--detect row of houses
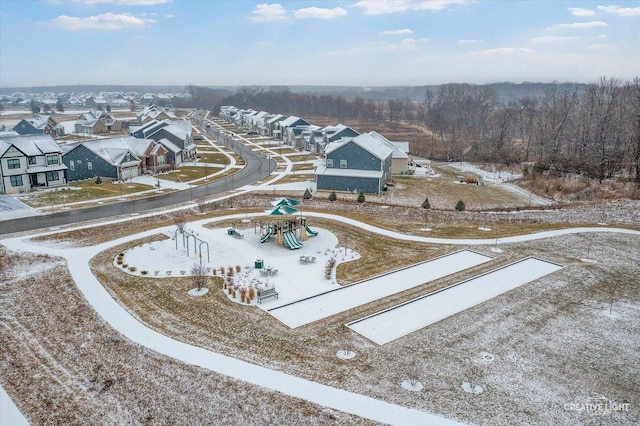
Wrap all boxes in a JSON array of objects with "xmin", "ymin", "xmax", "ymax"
[
  {"xmin": 219, "ymin": 106, "xmax": 409, "ymax": 194},
  {"xmin": 0, "ymin": 117, "xmax": 196, "ymax": 193}
]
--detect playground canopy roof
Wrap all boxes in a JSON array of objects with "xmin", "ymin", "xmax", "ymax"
[
  {"xmin": 272, "ymin": 197, "xmax": 300, "ymax": 207},
  {"xmin": 267, "ymin": 205, "xmax": 299, "ymax": 216}
]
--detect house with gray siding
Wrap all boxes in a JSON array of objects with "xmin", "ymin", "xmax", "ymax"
[
  {"xmin": 62, "ymin": 137, "xmax": 143, "ymax": 181},
  {"xmin": 0, "ymin": 134, "xmax": 67, "ymax": 194},
  {"xmin": 13, "ymin": 115, "xmax": 65, "ymax": 137},
  {"xmin": 315, "ymin": 131, "xmax": 394, "ymax": 194},
  {"xmin": 131, "ymin": 119, "xmax": 195, "ymax": 162}
]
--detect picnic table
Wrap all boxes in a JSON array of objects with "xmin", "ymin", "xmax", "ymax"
[
  {"xmin": 259, "ymin": 266, "xmax": 278, "ymax": 276},
  {"xmin": 299, "ymin": 255, "xmax": 316, "ymax": 264}
]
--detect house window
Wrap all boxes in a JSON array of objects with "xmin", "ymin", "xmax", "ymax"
[
  {"xmin": 7, "ymin": 158, "xmax": 20, "ymax": 169},
  {"xmin": 340, "ymin": 159, "xmax": 348, "ymax": 169},
  {"xmin": 70, "ymin": 161, "xmax": 75, "ymax": 171},
  {"xmin": 10, "ymin": 175, "xmax": 23, "ymax": 186},
  {"xmin": 87, "ymin": 161, "xmax": 93, "ymax": 171},
  {"xmin": 28, "ymin": 156, "xmax": 37, "ymax": 165},
  {"xmin": 47, "ymin": 155, "xmax": 59, "ymax": 165},
  {"xmin": 326, "ymin": 159, "xmax": 334, "ymax": 167},
  {"xmin": 126, "ymin": 153, "xmax": 131, "ymax": 162},
  {"xmin": 46, "ymin": 171, "xmax": 59, "ymax": 181},
  {"xmin": 157, "ymin": 155, "xmax": 165, "ymax": 166}
]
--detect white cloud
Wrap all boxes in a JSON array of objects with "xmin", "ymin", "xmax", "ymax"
[
  {"xmin": 552, "ymin": 21, "xmax": 608, "ymax": 29},
  {"xmin": 352, "ymin": 0, "xmax": 467, "ymax": 15},
  {"xmin": 383, "ymin": 29, "xmax": 413, "ymax": 35},
  {"xmin": 294, "ymin": 7, "xmax": 347, "ymax": 19},
  {"xmin": 250, "ymin": 3, "xmax": 289, "ymax": 22},
  {"xmin": 71, "ymin": 0, "xmax": 172, "ymax": 4},
  {"xmin": 597, "ymin": 5, "xmax": 640, "ymax": 17},
  {"xmin": 531, "ymin": 35, "xmax": 579, "ymax": 43},
  {"xmin": 50, "ymin": 12, "xmax": 155, "ymax": 30},
  {"xmin": 568, "ymin": 7, "xmax": 595, "ymax": 17},
  {"xmin": 164, "ymin": 14, "xmax": 174, "ymax": 18},
  {"xmin": 590, "ymin": 43, "xmax": 615, "ymax": 49},
  {"xmin": 400, "ymin": 38, "xmax": 416, "ymax": 47},
  {"xmin": 471, "ymin": 47, "xmax": 534, "ymax": 57},
  {"xmin": 458, "ymin": 39, "xmax": 483, "ymax": 44}
]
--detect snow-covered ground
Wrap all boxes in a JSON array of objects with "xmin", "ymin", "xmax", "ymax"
[
  {"xmin": 0, "ymin": 195, "xmax": 40, "ymax": 220},
  {"xmin": 448, "ymin": 161, "xmax": 521, "ymax": 182},
  {"xmin": 3, "ymin": 197, "xmax": 640, "ymax": 426}
]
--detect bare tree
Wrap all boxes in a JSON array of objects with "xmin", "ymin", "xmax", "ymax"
[
  {"xmin": 190, "ymin": 263, "xmax": 208, "ymax": 291},
  {"xmin": 404, "ymin": 361, "xmax": 421, "ymax": 388},
  {"xmin": 464, "ymin": 363, "xmax": 484, "ymax": 393},
  {"xmin": 340, "ymin": 339, "xmax": 355, "ymax": 357},
  {"xmin": 606, "ymin": 281, "xmax": 619, "ymax": 315},
  {"xmin": 172, "ymin": 211, "xmax": 188, "ymax": 234}
]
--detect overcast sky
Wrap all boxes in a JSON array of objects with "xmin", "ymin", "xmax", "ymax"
[{"xmin": 1, "ymin": 0, "xmax": 638, "ymax": 88}]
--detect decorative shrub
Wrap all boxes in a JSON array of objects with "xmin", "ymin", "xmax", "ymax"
[
  {"xmin": 465, "ymin": 175, "xmax": 478, "ymax": 184},
  {"xmin": 122, "ymin": 263, "xmax": 128, "ymax": 268},
  {"xmin": 235, "ymin": 265, "xmax": 241, "ymax": 273},
  {"xmin": 248, "ymin": 287, "xmax": 255, "ymax": 300},
  {"xmin": 154, "ymin": 271, "xmax": 160, "ymax": 276},
  {"xmin": 357, "ymin": 191, "xmax": 365, "ymax": 203},
  {"xmin": 117, "ymin": 259, "xmax": 123, "ymax": 265},
  {"xmin": 141, "ymin": 270, "xmax": 148, "ymax": 275},
  {"xmin": 455, "ymin": 200, "xmax": 466, "ymax": 211},
  {"xmin": 128, "ymin": 266, "xmax": 137, "ymax": 272},
  {"xmin": 303, "ymin": 188, "xmax": 312, "ymax": 199},
  {"xmin": 422, "ymin": 197, "xmax": 430, "ymax": 209},
  {"xmin": 329, "ymin": 191, "xmax": 337, "ymax": 202}
]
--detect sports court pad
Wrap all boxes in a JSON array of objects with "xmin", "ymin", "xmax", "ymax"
[
  {"xmin": 266, "ymin": 250, "xmax": 493, "ymax": 328},
  {"xmin": 347, "ymin": 257, "xmax": 563, "ymax": 345}
]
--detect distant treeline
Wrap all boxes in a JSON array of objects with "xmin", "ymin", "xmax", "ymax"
[{"xmin": 194, "ymin": 78, "xmax": 639, "ymax": 183}]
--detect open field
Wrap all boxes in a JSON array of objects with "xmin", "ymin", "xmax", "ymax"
[{"xmin": 2, "ymin": 195, "xmax": 638, "ymax": 424}]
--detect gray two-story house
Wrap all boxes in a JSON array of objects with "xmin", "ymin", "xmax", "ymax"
[
  {"xmin": 315, "ymin": 131, "xmax": 394, "ymax": 194},
  {"xmin": 0, "ymin": 134, "xmax": 67, "ymax": 193}
]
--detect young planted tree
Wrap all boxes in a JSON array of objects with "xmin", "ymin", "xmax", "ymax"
[
  {"xmin": 421, "ymin": 197, "xmax": 431, "ymax": 209},
  {"xmin": 173, "ymin": 211, "xmax": 188, "ymax": 234},
  {"xmin": 328, "ymin": 191, "xmax": 337, "ymax": 202},
  {"xmin": 357, "ymin": 191, "xmax": 365, "ymax": 203},
  {"xmin": 455, "ymin": 200, "xmax": 466, "ymax": 211},
  {"xmin": 190, "ymin": 263, "xmax": 208, "ymax": 291},
  {"xmin": 303, "ymin": 188, "xmax": 312, "ymax": 200}
]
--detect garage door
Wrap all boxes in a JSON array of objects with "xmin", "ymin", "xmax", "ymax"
[{"xmin": 121, "ymin": 166, "xmax": 139, "ymax": 180}]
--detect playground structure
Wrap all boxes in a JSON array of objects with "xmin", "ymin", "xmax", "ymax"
[
  {"xmin": 258, "ymin": 216, "xmax": 318, "ymax": 250},
  {"xmin": 175, "ymin": 228, "xmax": 210, "ymax": 264}
]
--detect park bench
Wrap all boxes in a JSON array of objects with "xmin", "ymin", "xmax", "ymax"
[{"xmin": 257, "ymin": 287, "xmax": 279, "ymax": 304}]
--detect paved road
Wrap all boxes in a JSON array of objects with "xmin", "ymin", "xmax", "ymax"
[{"xmin": 0, "ymin": 135, "xmax": 275, "ymax": 235}]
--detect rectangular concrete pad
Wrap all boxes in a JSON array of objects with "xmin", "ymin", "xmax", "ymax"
[
  {"xmin": 267, "ymin": 250, "xmax": 493, "ymax": 328},
  {"xmin": 347, "ymin": 257, "xmax": 563, "ymax": 345}
]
